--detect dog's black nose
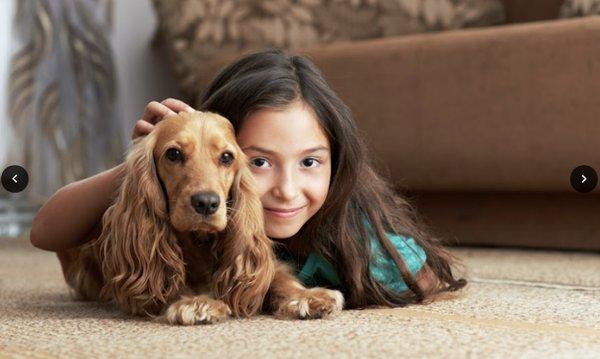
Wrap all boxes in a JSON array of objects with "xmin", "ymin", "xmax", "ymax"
[{"xmin": 191, "ymin": 192, "xmax": 220, "ymax": 216}]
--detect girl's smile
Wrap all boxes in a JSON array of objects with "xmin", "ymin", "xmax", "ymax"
[{"xmin": 264, "ymin": 204, "xmax": 308, "ymax": 219}]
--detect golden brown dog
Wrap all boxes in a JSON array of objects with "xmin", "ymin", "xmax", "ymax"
[{"xmin": 60, "ymin": 111, "xmax": 343, "ymax": 325}]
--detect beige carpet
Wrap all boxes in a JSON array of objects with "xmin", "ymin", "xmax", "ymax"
[{"xmin": 1, "ymin": 236, "xmax": 599, "ymax": 358}]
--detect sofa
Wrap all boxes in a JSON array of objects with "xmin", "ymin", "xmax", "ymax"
[{"xmin": 153, "ymin": 0, "xmax": 600, "ymax": 251}]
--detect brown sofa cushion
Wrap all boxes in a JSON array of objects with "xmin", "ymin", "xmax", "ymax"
[{"xmin": 152, "ymin": 0, "xmax": 505, "ymax": 99}]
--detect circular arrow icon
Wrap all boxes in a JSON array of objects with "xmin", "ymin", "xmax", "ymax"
[
  {"xmin": 1, "ymin": 165, "xmax": 29, "ymax": 193},
  {"xmin": 570, "ymin": 165, "xmax": 597, "ymax": 193}
]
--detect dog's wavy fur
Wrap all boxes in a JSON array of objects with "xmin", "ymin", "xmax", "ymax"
[{"xmin": 61, "ymin": 111, "xmax": 343, "ymax": 325}]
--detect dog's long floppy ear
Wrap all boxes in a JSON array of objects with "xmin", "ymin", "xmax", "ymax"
[
  {"xmin": 98, "ymin": 134, "xmax": 185, "ymax": 316},
  {"xmin": 213, "ymin": 163, "xmax": 276, "ymax": 317}
]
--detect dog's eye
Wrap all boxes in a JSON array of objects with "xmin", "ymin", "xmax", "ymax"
[
  {"xmin": 220, "ymin": 152, "xmax": 234, "ymax": 166},
  {"xmin": 166, "ymin": 148, "xmax": 184, "ymax": 162}
]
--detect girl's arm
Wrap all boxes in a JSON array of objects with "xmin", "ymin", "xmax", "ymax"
[
  {"xmin": 30, "ymin": 163, "xmax": 126, "ymax": 251},
  {"xmin": 30, "ymin": 98, "xmax": 194, "ymax": 252}
]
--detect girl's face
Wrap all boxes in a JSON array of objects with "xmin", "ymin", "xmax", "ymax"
[{"xmin": 236, "ymin": 100, "xmax": 331, "ymax": 239}]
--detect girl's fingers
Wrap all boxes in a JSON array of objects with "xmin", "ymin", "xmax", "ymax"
[
  {"xmin": 161, "ymin": 98, "xmax": 195, "ymax": 113},
  {"xmin": 131, "ymin": 120, "xmax": 155, "ymax": 140},
  {"xmin": 134, "ymin": 98, "xmax": 195, "ymax": 141},
  {"xmin": 142, "ymin": 101, "xmax": 176, "ymax": 124}
]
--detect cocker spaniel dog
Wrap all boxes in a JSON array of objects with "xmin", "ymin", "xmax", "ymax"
[{"xmin": 60, "ymin": 111, "xmax": 343, "ymax": 325}]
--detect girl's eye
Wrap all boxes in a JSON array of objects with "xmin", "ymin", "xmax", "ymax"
[
  {"xmin": 166, "ymin": 148, "xmax": 184, "ymax": 162},
  {"xmin": 250, "ymin": 158, "xmax": 270, "ymax": 168},
  {"xmin": 301, "ymin": 158, "xmax": 320, "ymax": 168},
  {"xmin": 220, "ymin": 151, "xmax": 234, "ymax": 166}
]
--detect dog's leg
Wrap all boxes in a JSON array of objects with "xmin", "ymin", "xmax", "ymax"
[
  {"xmin": 267, "ymin": 262, "xmax": 344, "ymax": 320},
  {"xmin": 60, "ymin": 245, "xmax": 104, "ymax": 301},
  {"xmin": 161, "ymin": 294, "xmax": 232, "ymax": 325}
]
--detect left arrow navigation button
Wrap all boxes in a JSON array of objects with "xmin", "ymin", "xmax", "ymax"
[{"xmin": 1, "ymin": 165, "xmax": 29, "ymax": 193}]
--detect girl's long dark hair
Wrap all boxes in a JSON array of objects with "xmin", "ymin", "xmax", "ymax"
[{"xmin": 198, "ymin": 49, "xmax": 467, "ymax": 308}]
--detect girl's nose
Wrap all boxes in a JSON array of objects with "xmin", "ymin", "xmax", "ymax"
[{"xmin": 272, "ymin": 169, "xmax": 300, "ymax": 201}]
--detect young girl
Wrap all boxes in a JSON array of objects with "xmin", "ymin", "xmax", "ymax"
[{"xmin": 31, "ymin": 49, "xmax": 466, "ymax": 309}]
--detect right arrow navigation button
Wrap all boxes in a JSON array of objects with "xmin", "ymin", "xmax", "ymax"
[{"xmin": 570, "ymin": 165, "xmax": 597, "ymax": 193}]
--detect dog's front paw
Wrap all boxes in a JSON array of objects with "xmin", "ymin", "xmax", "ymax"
[
  {"xmin": 163, "ymin": 295, "xmax": 231, "ymax": 325},
  {"xmin": 275, "ymin": 288, "xmax": 344, "ymax": 320}
]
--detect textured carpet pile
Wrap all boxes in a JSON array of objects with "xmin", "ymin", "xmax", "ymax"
[{"xmin": 1, "ymin": 236, "xmax": 599, "ymax": 358}]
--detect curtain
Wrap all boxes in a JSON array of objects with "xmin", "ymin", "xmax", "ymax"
[{"xmin": 6, "ymin": 0, "xmax": 125, "ymax": 204}]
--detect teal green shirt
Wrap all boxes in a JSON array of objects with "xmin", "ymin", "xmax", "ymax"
[{"xmin": 276, "ymin": 217, "xmax": 427, "ymax": 293}]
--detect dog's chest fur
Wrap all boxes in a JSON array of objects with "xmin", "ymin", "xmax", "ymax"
[{"xmin": 177, "ymin": 232, "xmax": 218, "ymax": 294}]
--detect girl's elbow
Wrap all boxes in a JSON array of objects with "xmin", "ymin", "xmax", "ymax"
[
  {"xmin": 29, "ymin": 186, "xmax": 67, "ymax": 251},
  {"xmin": 29, "ymin": 218, "xmax": 49, "ymax": 250},
  {"xmin": 30, "ymin": 207, "xmax": 58, "ymax": 251},
  {"xmin": 29, "ymin": 229, "xmax": 41, "ymax": 249}
]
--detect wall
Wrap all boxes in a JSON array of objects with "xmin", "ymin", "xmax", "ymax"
[{"xmin": 112, "ymin": 0, "xmax": 181, "ymax": 144}]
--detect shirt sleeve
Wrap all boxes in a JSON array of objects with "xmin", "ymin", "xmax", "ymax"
[
  {"xmin": 363, "ymin": 218, "xmax": 428, "ymax": 293},
  {"xmin": 297, "ymin": 252, "xmax": 342, "ymax": 287}
]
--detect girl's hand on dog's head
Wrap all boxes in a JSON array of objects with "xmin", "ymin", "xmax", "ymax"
[{"xmin": 132, "ymin": 98, "xmax": 195, "ymax": 140}]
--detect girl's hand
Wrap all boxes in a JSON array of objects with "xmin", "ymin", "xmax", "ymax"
[{"xmin": 131, "ymin": 98, "xmax": 195, "ymax": 140}]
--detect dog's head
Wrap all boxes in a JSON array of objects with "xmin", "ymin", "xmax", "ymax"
[
  {"xmin": 98, "ymin": 111, "xmax": 274, "ymax": 317},
  {"xmin": 150, "ymin": 111, "xmax": 245, "ymax": 233}
]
